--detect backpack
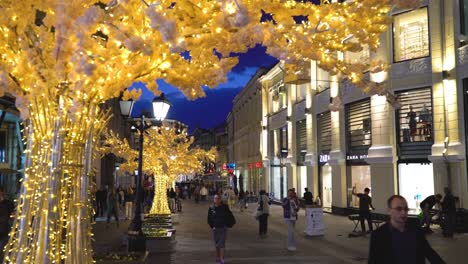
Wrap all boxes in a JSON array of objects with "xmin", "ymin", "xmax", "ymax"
[{"xmin": 226, "ymin": 207, "xmax": 236, "ymax": 228}]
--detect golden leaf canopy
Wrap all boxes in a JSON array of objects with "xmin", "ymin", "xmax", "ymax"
[{"xmin": 0, "ymin": 0, "xmax": 420, "ymax": 116}]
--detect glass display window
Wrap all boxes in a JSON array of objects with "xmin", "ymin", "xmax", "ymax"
[
  {"xmin": 349, "ymin": 165, "xmax": 371, "ymax": 208},
  {"xmin": 345, "ymin": 44, "xmax": 370, "ymax": 65},
  {"xmin": 461, "ymin": 0, "xmax": 468, "ymax": 46},
  {"xmin": 295, "ymin": 83, "xmax": 308, "ymax": 101},
  {"xmin": 321, "ymin": 165, "xmax": 332, "ymax": 209},
  {"xmin": 398, "ymin": 163, "xmax": 434, "ymax": 212},
  {"xmin": 393, "ymin": 8, "xmax": 430, "ymax": 62},
  {"xmin": 396, "ymin": 88, "xmax": 433, "ymax": 143},
  {"xmin": 298, "ymin": 166, "xmax": 307, "ymax": 196},
  {"xmin": 346, "ymin": 99, "xmax": 371, "ymax": 148},
  {"xmin": 316, "ymin": 67, "xmax": 331, "ymax": 93}
]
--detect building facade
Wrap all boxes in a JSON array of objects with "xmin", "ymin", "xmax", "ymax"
[
  {"xmin": 226, "ymin": 68, "xmax": 267, "ymax": 194},
  {"xmin": 253, "ymin": 0, "xmax": 468, "ymax": 213}
]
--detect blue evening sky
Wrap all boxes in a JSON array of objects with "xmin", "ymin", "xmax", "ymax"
[{"xmin": 130, "ymin": 44, "xmax": 278, "ymax": 133}]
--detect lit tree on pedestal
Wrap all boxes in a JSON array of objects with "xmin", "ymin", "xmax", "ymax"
[
  {"xmin": 0, "ymin": 0, "xmax": 419, "ymax": 263},
  {"xmin": 102, "ymin": 128, "xmax": 216, "ymax": 215}
]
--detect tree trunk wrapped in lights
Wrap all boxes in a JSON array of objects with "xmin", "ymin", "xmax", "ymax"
[{"xmin": 0, "ymin": 0, "xmax": 420, "ymax": 262}]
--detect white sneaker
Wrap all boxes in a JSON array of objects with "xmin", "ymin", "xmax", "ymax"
[{"xmin": 287, "ymin": 246, "xmax": 297, "ymax": 251}]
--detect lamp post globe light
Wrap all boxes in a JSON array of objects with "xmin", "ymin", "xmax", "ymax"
[{"xmin": 119, "ymin": 93, "xmax": 171, "ymax": 249}]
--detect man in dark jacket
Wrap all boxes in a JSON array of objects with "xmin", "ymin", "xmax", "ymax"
[
  {"xmin": 207, "ymin": 195, "xmax": 234, "ymax": 264},
  {"xmin": 420, "ymin": 193, "xmax": 442, "ymax": 233},
  {"xmin": 303, "ymin": 187, "xmax": 313, "ymax": 205},
  {"xmin": 368, "ymin": 195, "xmax": 445, "ymax": 264}
]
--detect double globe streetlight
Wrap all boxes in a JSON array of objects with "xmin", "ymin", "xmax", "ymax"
[{"xmin": 119, "ymin": 94, "xmax": 171, "ymax": 235}]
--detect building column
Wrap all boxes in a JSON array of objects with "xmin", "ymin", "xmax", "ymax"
[
  {"xmin": 286, "ymin": 83, "xmax": 297, "ymax": 191},
  {"xmin": 429, "ymin": 0, "xmax": 467, "ymax": 207},
  {"xmin": 305, "ymin": 61, "xmax": 319, "ymax": 196},
  {"xmin": 329, "ymin": 75, "xmax": 347, "ymax": 212},
  {"xmin": 366, "ymin": 94, "xmax": 398, "ymax": 210}
]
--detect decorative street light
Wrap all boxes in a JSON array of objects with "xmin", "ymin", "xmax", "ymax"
[{"xmin": 119, "ymin": 93, "xmax": 171, "ymax": 245}]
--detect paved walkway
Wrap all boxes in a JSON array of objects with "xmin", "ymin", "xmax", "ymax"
[{"xmin": 93, "ymin": 199, "xmax": 468, "ymax": 263}]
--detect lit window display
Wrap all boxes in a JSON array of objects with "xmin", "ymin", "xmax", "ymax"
[
  {"xmin": 316, "ymin": 67, "xmax": 331, "ymax": 93},
  {"xmin": 321, "ymin": 165, "xmax": 332, "ymax": 209},
  {"xmin": 398, "ymin": 163, "xmax": 434, "ymax": 212},
  {"xmin": 393, "ymin": 8, "xmax": 429, "ymax": 62},
  {"xmin": 271, "ymin": 166, "xmax": 287, "ymax": 200},
  {"xmin": 296, "ymin": 83, "xmax": 308, "ymax": 101},
  {"xmin": 349, "ymin": 166, "xmax": 371, "ymax": 208},
  {"xmin": 461, "ymin": 0, "xmax": 468, "ymax": 46},
  {"xmin": 345, "ymin": 44, "xmax": 370, "ymax": 65},
  {"xmin": 298, "ymin": 166, "xmax": 307, "ymax": 196},
  {"xmin": 396, "ymin": 88, "xmax": 433, "ymax": 143}
]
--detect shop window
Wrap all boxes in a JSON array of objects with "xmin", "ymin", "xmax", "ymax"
[
  {"xmin": 345, "ymin": 45, "xmax": 370, "ymax": 65},
  {"xmin": 315, "ymin": 67, "xmax": 331, "ymax": 93},
  {"xmin": 296, "ymin": 120, "xmax": 307, "ymax": 165},
  {"xmin": 317, "ymin": 112, "xmax": 332, "ymax": 153},
  {"xmin": 346, "ymin": 99, "xmax": 371, "ymax": 149},
  {"xmin": 398, "ymin": 163, "xmax": 434, "ymax": 211},
  {"xmin": 396, "ymin": 88, "xmax": 432, "ymax": 143},
  {"xmin": 271, "ymin": 77, "xmax": 287, "ymax": 113},
  {"xmin": 461, "ymin": 0, "xmax": 468, "ymax": 46},
  {"xmin": 349, "ymin": 165, "xmax": 371, "ymax": 208},
  {"xmin": 0, "ymin": 130, "xmax": 6, "ymax": 163},
  {"xmin": 295, "ymin": 83, "xmax": 308, "ymax": 101},
  {"xmin": 280, "ymin": 126, "xmax": 288, "ymax": 158},
  {"xmin": 321, "ymin": 165, "xmax": 332, "ymax": 209},
  {"xmin": 393, "ymin": 8, "xmax": 430, "ymax": 62}
]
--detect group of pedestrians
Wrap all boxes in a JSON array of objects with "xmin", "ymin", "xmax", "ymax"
[
  {"xmin": 95, "ymin": 185, "xmax": 135, "ymax": 227},
  {"xmin": 204, "ymin": 184, "xmax": 452, "ymax": 264},
  {"xmin": 420, "ymin": 187, "xmax": 458, "ymax": 237}
]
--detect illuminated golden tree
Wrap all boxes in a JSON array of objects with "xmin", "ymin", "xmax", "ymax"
[
  {"xmin": 0, "ymin": 0, "xmax": 419, "ymax": 263},
  {"xmin": 102, "ymin": 127, "xmax": 216, "ymax": 215}
]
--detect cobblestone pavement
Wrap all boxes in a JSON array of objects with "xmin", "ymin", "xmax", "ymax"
[{"xmin": 93, "ymin": 199, "xmax": 468, "ymax": 264}]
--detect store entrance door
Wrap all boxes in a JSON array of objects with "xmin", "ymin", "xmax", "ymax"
[{"xmin": 321, "ymin": 164, "xmax": 332, "ymax": 209}]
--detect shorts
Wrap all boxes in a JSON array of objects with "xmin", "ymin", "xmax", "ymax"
[{"xmin": 212, "ymin": 227, "xmax": 227, "ymax": 248}]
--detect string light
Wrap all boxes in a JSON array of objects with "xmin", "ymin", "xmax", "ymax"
[{"xmin": 0, "ymin": 0, "xmax": 419, "ymax": 262}]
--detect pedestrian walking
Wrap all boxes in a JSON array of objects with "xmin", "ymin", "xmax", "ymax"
[
  {"xmin": 0, "ymin": 186, "xmax": 14, "ymax": 262},
  {"xmin": 257, "ymin": 190, "xmax": 270, "ymax": 237},
  {"xmin": 352, "ymin": 186, "xmax": 375, "ymax": 234},
  {"xmin": 282, "ymin": 189, "xmax": 299, "ymax": 251},
  {"xmin": 227, "ymin": 187, "xmax": 236, "ymax": 210},
  {"xmin": 96, "ymin": 186, "xmax": 106, "ymax": 217},
  {"xmin": 106, "ymin": 187, "xmax": 119, "ymax": 227},
  {"xmin": 441, "ymin": 187, "xmax": 457, "ymax": 237},
  {"xmin": 420, "ymin": 193, "xmax": 442, "ymax": 233},
  {"xmin": 200, "ymin": 185, "xmax": 208, "ymax": 201},
  {"xmin": 125, "ymin": 186, "xmax": 134, "ymax": 220},
  {"xmin": 368, "ymin": 195, "xmax": 445, "ymax": 264},
  {"xmin": 207, "ymin": 195, "xmax": 236, "ymax": 264},
  {"xmin": 168, "ymin": 188, "xmax": 177, "ymax": 213},
  {"xmin": 238, "ymin": 189, "xmax": 246, "ymax": 212}
]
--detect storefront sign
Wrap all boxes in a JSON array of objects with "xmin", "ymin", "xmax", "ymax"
[
  {"xmin": 255, "ymin": 162, "xmax": 263, "ymax": 168},
  {"xmin": 346, "ymin": 154, "xmax": 368, "ymax": 161},
  {"xmin": 319, "ymin": 154, "xmax": 330, "ymax": 163}
]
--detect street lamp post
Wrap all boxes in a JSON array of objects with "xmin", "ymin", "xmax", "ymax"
[{"xmin": 119, "ymin": 93, "xmax": 171, "ymax": 248}]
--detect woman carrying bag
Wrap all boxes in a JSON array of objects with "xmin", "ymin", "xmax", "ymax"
[{"xmin": 282, "ymin": 189, "xmax": 299, "ymax": 251}]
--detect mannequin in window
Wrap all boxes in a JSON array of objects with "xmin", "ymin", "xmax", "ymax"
[
  {"xmin": 418, "ymin": 104, "xmax": 431, "ymax": 140},
  {"xmin": 407, "ymin": 106, "xmax": 417, "ymax": 142}
]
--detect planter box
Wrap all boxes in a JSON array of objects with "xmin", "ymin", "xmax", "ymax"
[
  {"xmin": 145, "ymin": 232, "xmax": 176, "ymax": 253},
  {"xmin": 94, "ymin": 251, "xmax": 148, "ymax": 263}
]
